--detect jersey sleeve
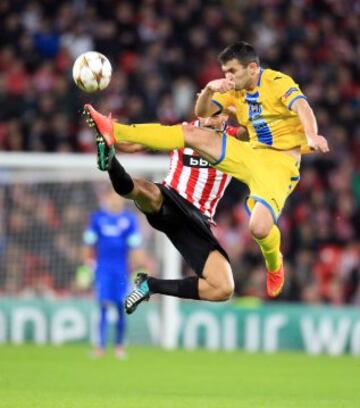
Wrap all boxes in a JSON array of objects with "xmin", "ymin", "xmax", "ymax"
[
  {"xmin": 211, "ymin": 91, "xmax": 236, "ymax": 113},
  {"xmin": 83, "ymin": 213, "xmax": 98, "ymax": 246},
  {"xmin": 272, "ymin": 74, "xmax": 307, "ymax": 110},
  {"xmin": 125, "ymin": 213, "xmax": 142, "ymax": 249}
]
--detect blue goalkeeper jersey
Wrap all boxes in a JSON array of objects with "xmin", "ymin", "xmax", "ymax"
[{"xmin": 83, "ymin": 209, "xmax": 142, "ymax": 301}]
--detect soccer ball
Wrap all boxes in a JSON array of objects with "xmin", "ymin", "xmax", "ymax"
[{"xmin": 72, "ymin": 51, "xmax": 112, "ymax": 93}]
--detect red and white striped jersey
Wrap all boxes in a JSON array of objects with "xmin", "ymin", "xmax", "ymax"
[{"xmin": 163, "ymin": 125, "xmax": 238, "ymax": 220}]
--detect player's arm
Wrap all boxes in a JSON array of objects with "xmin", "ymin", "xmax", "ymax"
[
  {"xmin": 82, "ymin": 219, "xmax": 98, "ymax": 268},
  {"xmin": 275, "ymin": 73, "xmax": 329, "ymax": 153},
  {"xmin": 83, "ymin": 245, "xmax": 96, "ymax": 267},
  {"xmin": 291, "ymin": 98, "xmax": 329, "ymax": 153},
  {"xmin": 226, "ymin": 125, "xmax": 249, "ymax": 141},
  {"xmin": 236, "ymin": 126, "xmax": 249, "ymax": 141},
  {"xmin": 76, "ymin": 220, "xmax": 98, "ymax": 289},
  {"xmin": 195, "ymin": 79, "xmax": 235, "ymax": 117}
]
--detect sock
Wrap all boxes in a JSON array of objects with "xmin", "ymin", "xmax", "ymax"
[
  {"xmin": 108, "ymin": 156, "xmax": 134, "ymax": 196},
  {"xmin": 113, "ymin": 123, "xmax": 185, "ymax": 151},
  {"xmin": 98, "ymin": 304, "xmax": 108, "ymax": 349},
  {"xmin": 147, "ymin": 277, "xmax": 199, "ymax": 300},
  {"xmin": 254, "ymin": 225, "xmax": 282, "ymax": 272},
  {"xmin": 114, "ymin": 302, "xmax": 126, "ymax": 346}
]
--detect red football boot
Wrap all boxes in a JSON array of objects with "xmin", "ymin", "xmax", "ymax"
[
  {"xmin": 266, "ymin": 260, "xmax": 285, "ymax": 298},
  {"xmin": 83, "ymin": 104, "xmax": 115, "ymax": 147}
]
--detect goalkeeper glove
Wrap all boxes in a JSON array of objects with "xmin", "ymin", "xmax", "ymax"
[{"xmin": 75, "ymin": 264, "xmax": 94, "ymax": 290}]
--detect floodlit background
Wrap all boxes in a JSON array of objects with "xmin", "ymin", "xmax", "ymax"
[{"xmin": 0, "ymin": 1, "xmax": 359, "ymax": 406}]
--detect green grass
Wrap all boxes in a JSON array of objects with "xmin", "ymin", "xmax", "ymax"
[{"xmin": 0, "ymin": 346, "xmax": 359, "ymax": 408}]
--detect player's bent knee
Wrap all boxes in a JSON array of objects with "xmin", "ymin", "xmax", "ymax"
[
  {"xmin": 225, "ymin": 277, "xmax": 235, "ymax": 299},
  {"xmin": 249, "ymin": 203, "xmax": 274, "ymax": 238},
  {"xmin": 216, "ymin": 273, "xmax": 234, "ymax": 301},
  {"xmin": 249, "ymin": 218, "xmax": 271, "ymax": 239},
  {"xmin": 218, "ymin": 283, "xmax": 234, "ymax": 301},
  {"xmin": 202, "ymin": 251, "xmax": 234, "ymax": 300},
  {"xmin": 132, "ymin": 177, "xmax": 163, "ymax": 212}
]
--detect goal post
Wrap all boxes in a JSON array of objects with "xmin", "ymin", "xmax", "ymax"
[{"xmin": 0, "ymin": 152, "xmax": 181, "ymax": 349}]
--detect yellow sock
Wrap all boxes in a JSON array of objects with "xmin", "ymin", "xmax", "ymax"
[
  {"xmin": 254, "ymin": 225, "xmax": 282, "ymax": 272},
  {"xmin": 114, "ymin": 123, "xmax": 184, "ymax": 151}
]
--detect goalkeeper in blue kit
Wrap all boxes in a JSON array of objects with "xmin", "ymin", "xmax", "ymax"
[{"xmin": 83, "ymin": 188, "xmax": 147, "ymax": 358}]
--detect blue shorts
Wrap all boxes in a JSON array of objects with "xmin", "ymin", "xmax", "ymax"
[{"xmin": 95, "ymin": 272, "xmax": 129, "ymax": 303}]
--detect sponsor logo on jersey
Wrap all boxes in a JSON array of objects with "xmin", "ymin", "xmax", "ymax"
[{"xmin": 183, "ymin": 154, "xmax": 211, "ymax": 168}]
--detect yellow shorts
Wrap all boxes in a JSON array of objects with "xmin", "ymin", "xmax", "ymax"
[{"xmin": 213, "ymin": 135, "xmax": 300, "ymax": 222}]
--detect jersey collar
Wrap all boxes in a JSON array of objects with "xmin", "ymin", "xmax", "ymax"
[
  {"xmin": 257, "ymin": 67, "xmax": 264, "ymax": 87},
  {"xmin": 244, "ymin": 67, "xmax": 264, "ymax": 95}
]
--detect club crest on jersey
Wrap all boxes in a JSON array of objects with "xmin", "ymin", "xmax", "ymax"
[
  {"xmin": 183, "ymin": 154, "xmax": 211, "ymax": 168},
  {"xmin": 245, "ymin": 91, "xmax": 263, "ymax": 120},
  {"xmin": 248, "ymin": 102, "xmax": 262, "ymax": 120}
]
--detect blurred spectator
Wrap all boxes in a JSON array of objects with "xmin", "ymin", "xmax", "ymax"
[{"xmin": 33, "ymin": 19, "xmax": 60, "ymax": 58}]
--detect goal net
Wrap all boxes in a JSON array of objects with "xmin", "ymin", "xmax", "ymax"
[{"xmin": 0, "ymin": 152, "xmax": 181, "ymax": 348}]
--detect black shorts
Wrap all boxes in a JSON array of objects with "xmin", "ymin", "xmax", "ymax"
[{"xmin": 144, "ymin": 184, "xmax": 229, "ymax": 277}]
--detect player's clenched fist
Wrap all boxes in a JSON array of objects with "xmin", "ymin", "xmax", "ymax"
[
  {"xmin": 307, "ymin": 135, "xmax": 330, "ymax": 153},
  {"xmin": 206, "ymin": 79, "xmax": 235, "ymax": 93}
]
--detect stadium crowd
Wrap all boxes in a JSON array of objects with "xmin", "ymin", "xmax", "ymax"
[{"xmin": 0, "ymin": 0, "xmax": 359, "ymax": 304}]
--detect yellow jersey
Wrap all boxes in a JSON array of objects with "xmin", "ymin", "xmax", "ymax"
[{"xmin": 212, "ymin": 68, "xmax": 308, "ymax": 151}]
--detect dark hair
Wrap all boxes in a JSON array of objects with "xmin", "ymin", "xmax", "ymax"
[{"xmin": 218, "ymin": 41, "xmax": 260, "ymax": 66}]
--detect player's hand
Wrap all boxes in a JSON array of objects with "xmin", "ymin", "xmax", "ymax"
[
  {"xmin": 206, "ymin": 79, "xmax": 235, "ymax": 93},
  {"xmin": 306, "ymin": 135, "xmax": 330, "ymax": 153}
]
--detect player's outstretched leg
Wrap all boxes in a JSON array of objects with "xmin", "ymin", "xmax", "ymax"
[
  {"xmin": 83, "ymin": 104, "xmax": 184, "ymax": 151},
  {"xmin": 83, "ymin": 104, "xmax": 116, "ymax": 146},
  {"xmin": 83, "ymin": 104, "xmax": 224, "ymax": 165},
  {"xmin": 126, "ymin": 251, "xmax": 234, "ymax": 315},
  {"xmin": 96, "ymin": 134, "xmax": 116, "ymax": 171},
  {"xmin": 266, "ymin": 254, "xmax": 284, "ymax": 298},
  {"xmin": 249, "ymin": 203, "xmax": 284, "ymax": 298},
  {"xmin": 85, "ymin": 106, "xmax": 140, "ymax": 200},
  {"xmin": 83, "ymin": 104, "xmax": 116, "ymax": 170},
  {"xmin": 91, "ymin": 303, "xmax": 107, "ymax": 358},
  {"xmin": 114, "ymin": 302, "xmax": 127, "ymax": 359},
  {"xmin": 125, "ymin": 273, "xmax": 151, "ymax": 314}
]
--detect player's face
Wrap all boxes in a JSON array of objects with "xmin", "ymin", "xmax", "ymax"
[
  {"xmin": 200, "ymin": 114, "xmax": 228, "ymax": 131},
  {"xmin": 104, "ymin": 190, "xmax": 124, "ymax": 213},
  {"xmin": 222, "ymin": 59, "xmax": 258, "ymax": 90}
]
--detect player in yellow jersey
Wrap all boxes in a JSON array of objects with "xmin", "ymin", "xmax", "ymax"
[
  {"xmin": 83, "ymin": 41, "xmax": 329, "ymax": 298},
  {"xmin": 194, "ymin": 41, "xmax": 328, "ymax": 297}
]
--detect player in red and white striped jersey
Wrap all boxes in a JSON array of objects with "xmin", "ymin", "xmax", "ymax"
[
  {"xmin": 88, "ymin": 112, "xmax": 242, "ymax": 314},
  {"xmin": 163, "ymin": 120, "xmax": 238, "ymax": 220},
  {"xmin": 164, "ymin": 147, "xmax": 230, "ymax": 219}
]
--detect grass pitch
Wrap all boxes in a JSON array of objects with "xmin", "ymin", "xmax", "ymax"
[{"xmin": 0, "ymin": 345, "xmax": 358, "ymax": 408}]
